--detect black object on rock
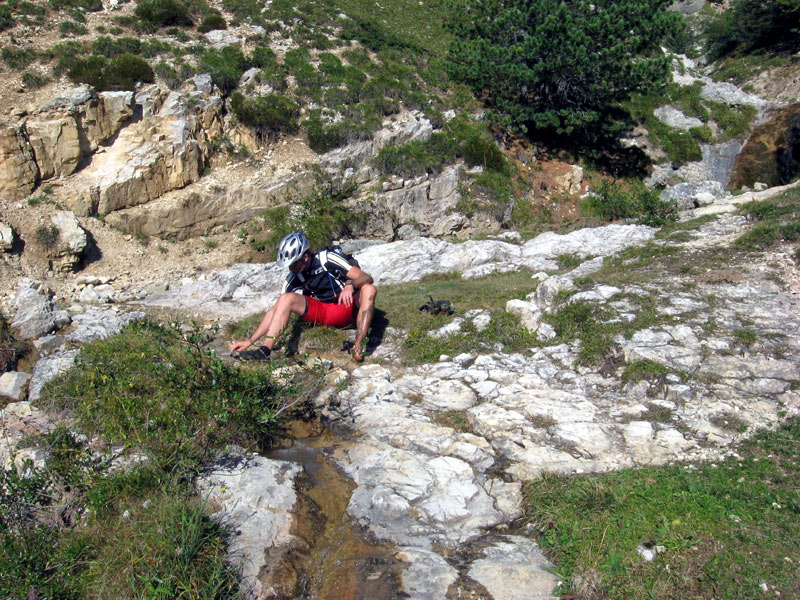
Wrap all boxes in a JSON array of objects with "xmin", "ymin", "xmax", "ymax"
[
  {"xmin": 233, "ymin": 346, "xmax": 272, "ymax": 361},
  {"xmin": 419, "ymin": 295, "xmax": 454, "ymax": 315}
]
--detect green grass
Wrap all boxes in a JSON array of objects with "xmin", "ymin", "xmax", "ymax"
[
  {"xmin": 621, "ymin": 359, "xmax": 669, "ymax": 383},
  {"xmin": 626, "ymin": 81, "xmax": 756, "ymax": 165},
  {"xmin": 735, "ymin": 190, "xmax": 800, "ymax": 251},
  {"xmin": 2, "ymin": 319, "xmax": 297, "ymax": 598},
  {"xmin": 39, "ymin": 319, "xmax": 292, "ymax": 468},
  {"xmin": 524, "ymin": 416, "xmax": 800, "ymax": 599}
]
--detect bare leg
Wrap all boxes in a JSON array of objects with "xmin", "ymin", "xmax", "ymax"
[
  {"xmin": 352, "ymin": 284, "xmax": 377, "ymax": 361},
  {"xmin": 230, "ymin": 293, "xmax": 307, "ymax": 353}
]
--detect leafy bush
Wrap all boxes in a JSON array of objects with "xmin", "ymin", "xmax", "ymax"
[
  {"xmin": 135, "ymin": 0, "xmax": 193, "ymax": 28},
  {"xmin": 260, "ymin": 181, "xmax": 363, "ymax": 252},
  {"xmin": 0, "ymin": 6, "xmax": 15, "ymax": 32},
  {"xmin": 197, "ymin": 12, "xmax": 226, "ymax": 32},
  {"xmin": 229, "ymin": 91, "xmax": 299, "ymax": 139},
  {"xmin": 705, "ymin": 0, "xmax": 800, "ymax": 59},
  {"xmin": 198, "ymin": 46, "xmax": 248, "ymax": 94},
  {"xmin": 447, "ymin": 0, "xmax": 682, "ymax": 142},
  {"xmin": 67, "ymin": 53, "xmax": 154, "ymax": 91},
  {"xmin": 21, "ymin": 70, "xmax": 48, "ymax": 89},
  {"xmin": 2, "ymin": 46, "xmax": 36, "ymax": 70},
  {"xmin": 40, "ymin": 320, "xmax": 288, "ymax": 466},
  {"xmin": 582, "ymin": 180, "xmax": 677, "ymax": 227}
]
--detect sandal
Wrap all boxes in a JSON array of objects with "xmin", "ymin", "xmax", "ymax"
[{"xmin": 233, "ymin": 346, "xmax": 272, "ymax": 361}]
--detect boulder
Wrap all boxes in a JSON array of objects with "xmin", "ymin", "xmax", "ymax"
[
  {"xmin": 0, "ymin": 372, "xmax": 32, "ymax": 401},
  {"xmin": 48, "ymin": 210, "xmax": 88, "ymax": 272},
  {"xmin": 730, "ymin": 104, "xmax": 800, "ymax": 189},
  {"xmin": 66, "ymin": 309, "xmax": 145, "ymax": 343},
  {"xmin": 0, "ymin": 124, "xmax": 39, "ymax": 200},
  {"xmin": 28, "ymin": 349, "xmax": 79, "ymax": 402},
  {"xmin": 11, "ymin": 284, "xmax": 71, "ymax": 340},
  {"xmin": 0, "ymin": 221, "xmax": 14, "ymax": 251},
  {"xmin": 654, "ymin": 105, "xmax": 704, "ymax": 131}
]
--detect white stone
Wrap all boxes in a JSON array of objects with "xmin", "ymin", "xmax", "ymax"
[
  {"xmin": 0, "ymin": 372, "xmax": 32, "ymax": 401},
  {"xmin": 468, "ymin": 536, "xmax": 559, "ymax": 600},
  {"xmin": 196, "ymin": 453, "xmax": 301, "ymax": 600},
  {"xmin": 0, "ymin": 221, "xmax": 14, "ymax": 251}
]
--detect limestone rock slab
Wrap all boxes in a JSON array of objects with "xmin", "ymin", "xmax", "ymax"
[
  {"xmin": 196, "ymin": 453, "xmax": 302, "ymax": 600},
  {"xmin": 0, "ymin": 372, "xmax": 32, "ymax": 401},
  {"xmin": 468, "ymin": 536, "xmax": 559, "ymax": 600}
]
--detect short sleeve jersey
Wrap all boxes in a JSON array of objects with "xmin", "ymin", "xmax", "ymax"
[{"xmin": 282, "ymin": 248, "xmax": 354, "ymax": 303}]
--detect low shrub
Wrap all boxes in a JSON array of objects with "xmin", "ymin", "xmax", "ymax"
[
  {"xmin": 2, "ymin": 47, "xmax": 36, "ymax": 70},
  {"xmin": 374, "ymin": 115, "xmax": 506, "ymax": 177},
  {"xmin": 92, "ymin": 35, "xmax": 141, "ymax": 57},
  {"xmin": 199, "ymin": 46, "xmax": 248, "ymax": 94},
  {"xmin": 21, "ymin": 70, "xmax": 48, "ymax": 89},
  {"xmin": 48, "ymin": 41, "xmax": 86, "ymax": 74},
  {"xmin": 260, "ymin": 181, "xmax": 363, "ymax": 251},
  {"xmin": 582, "ymin": 179, "xmax": 676, "ymax": 227},
  {"xmin": 135, "ymin": 0, "xmax": 193, "ymax": 28},
  {"xmin": 59, "ymin": 20, "xmax": 89, "ymax": 37},
  {"xmin": 35, "ymin": 224, "xmax": 60, "ymax": 249},
  {"xmin": 304, "ymin": 115, "xmax": 375, "ymax": 154},
  {"xmin": 49, "ymin": 0, "xmax": 102, "ymax": 11},
  {"xmin": 0, "ymin": 6, "xmax": 15, "ymax": 32},
  {"xmin": 229, "ymin": 91, "xmax": 299, "ymax": 138},
  {"xmin": 197, "ymin": 12, "xmax": 226, "ymax": 32},
  {"xmin": 67, "ymin": 53, "xmax": 154, "ymax": 91}
]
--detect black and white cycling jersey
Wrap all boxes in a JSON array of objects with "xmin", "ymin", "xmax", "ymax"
[{"xmin": 281, "ymin": 247, "xmax": 355, "ymax": 303}]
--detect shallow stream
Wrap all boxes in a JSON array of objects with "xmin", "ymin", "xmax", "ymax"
[{"xmin": 265, "ymin": 436, "xmax": 407, "ymax": 600}]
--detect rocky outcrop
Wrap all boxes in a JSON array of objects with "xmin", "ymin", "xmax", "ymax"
[
  {"xmin": 140, "ymin": 224, "xmax": 657, "ymax": 319},
  {"xmin": 48, "ymin": 210, "xmax": 88, "ymax": 272},
  {"xmin": 0, "ymin": 372, "xmax": 31, "ymax": 401},
  {"xmin": 0, "ymin": 124, "xmax": 39, "ymax": 200},
  {"xmin": 57, "ymin": 77, "xmax": 223, "ymax": 217},
  {"xmin": 730, "ymin": 103, "xmax": 800, "ymax": 189},
  {"xmin": 0, "ymin": 87, "xmax": 135, "ymax": 195}
]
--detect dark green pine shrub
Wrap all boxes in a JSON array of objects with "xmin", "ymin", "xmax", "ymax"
[
  {"xmin": 230, "ymin": 91, "xmax": 300, "ymax": 139},
  {"xmin": 135, "ymin": 0, "xmax": 193, "ymax": 28},
  {"xmin": 197, "ymin": 12, "xmax": 226, "ymax": 33},
  {"xmin": 447, "ymin": 0, "xmax": 682, "ymax": 143},
  {"xmin": 705, "ymin": 0, "xmax": 800, "ymax": 59},
  {"xmin": 0, "ymin": 5, "xmax": 15, "ymax": 32},
  {"xmin": 198, "ymin": 46, "xmax": 248, "ymax": 94},
  {"xmin": 68, "ymin": 53, "xmax": 154, "ymax": 91}
]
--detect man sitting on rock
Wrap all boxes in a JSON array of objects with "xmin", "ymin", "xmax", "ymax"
[{"xmin": 230, "ymin": 232, "xmax": 377, "ymax": 362}]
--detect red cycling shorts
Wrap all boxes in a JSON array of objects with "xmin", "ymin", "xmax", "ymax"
[{"xmin": 302, "ymin": 296, "xmax": 357, "ymax": 328}]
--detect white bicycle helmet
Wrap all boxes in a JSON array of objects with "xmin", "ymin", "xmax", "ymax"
[{"xmin": 276, "ymin": 232, "xmax": 310, "ymax": 268}]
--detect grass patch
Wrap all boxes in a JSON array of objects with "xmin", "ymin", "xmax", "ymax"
[
  {"xmin": 40, "ymin": 320, "xmax": 292, "ymax": 468},
  {"xmin": 621, "ymin": 359, "xmax": 669, "ymax": 383},
  {"xmin": 581, "ymin": 179, "xmax": 677, "ymax": 227},
  {"xmin": 735, "ymin": 190, "xmax": 800, "ymax": 251},
  {"xmin": 405, "ymin": 309, "xmax": 538, "ymax": 363},
  {"xmin": 432, "ymin": 409, "xmax": 473, "ymax": 433},
  {"xmin": 525, "ymin": 416, "xmax": 800, "ymax": 599}
]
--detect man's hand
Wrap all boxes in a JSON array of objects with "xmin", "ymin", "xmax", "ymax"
[
  {"xmin": 230, "ymin": 339, "xmax": 251, "ymax": 353},
  {"xmin": 338, "ymin": 283, "xmax": 354, "ymax": 307}
]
